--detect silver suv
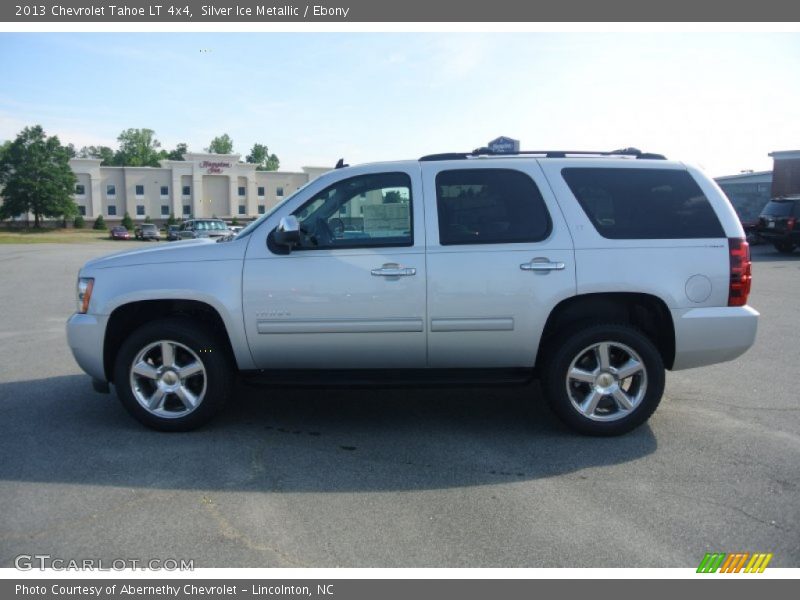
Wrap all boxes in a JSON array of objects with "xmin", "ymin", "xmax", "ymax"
[{"xmin": 67, "ymin": 148, "xmax": 758, "ymax": 435}]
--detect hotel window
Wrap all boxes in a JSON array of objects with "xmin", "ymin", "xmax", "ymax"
[
  {"xmin": 258, "ymin": 205, "xmax": 265, "ymax": 214},
  {"xmin": 161, "ymin": 205, "xmax": 170, "ymax": 216},
  {"xmin": 75, "ymin": 184, "xmax": 85, "ymax": 196},
  {"xmin": 107, "ymin": 184, "xmax": 116, "ymax": 197},
  {"xmin": 257, "ymin": 186, "xmax": 265, "ymax": 197},
  {"xmin": 160, "ymin": 186, "xmax": 169, "ymax": 197},
  {"xmin": 182, "ymin": 205, "xmax": 191, "ymax": 215},
  {"xmin": 238, "ymin": 186, "xmax": 246, "ymax": 197},
  {"xmin": 276, "ymin": 186, "xmax": 284, "ymax": 197},
  {"xmin": 78, "ymin": 206, "xmax": 86, "ymax": 216},
  {"xmin": 238, "ymin": 205, "xmax": 246, "ymax": 215},
  {"xmin": 136, "ymin": 205, "xmax": 145, "ymax": 216},
  {"xmin": 182, "ymin": 185, "xmax": 191, "ymax": 196},
  {"xmin": 108, "ymin": 206, "xmax": 117, "ymax": 216},
  {"xmin": 135, "ymin": 185, "xmax": 145, "ymax": 197}
]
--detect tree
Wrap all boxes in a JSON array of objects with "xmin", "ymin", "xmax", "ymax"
[
  {"xmin": 78, "ymin": 145, "xmax": 116, "ymax": 165},
  {"xmin": 165, "ymin": 143, "xmax": 188, "ymax": 161},
  {"xmin": 206, "ymin": 134, "xmax": 233, "ymax": 154},
  {"xmin": 166, "ymin": 212, "xmax": 177, "ymax": 226},
  {"xmin": 115, "ymin": 128, "xmax": 162, "ymax": 167},
  {"xmin": 93, "ymin": 215, "xmax": 106, "ymax": 230},
  {"xmin": 73, "ymin": 214, "xmax": 85, "ymax": 229},
  {"xmin": 121, "ymin": 211, "xmax": 134, "ymax": 230},
  {"xmin": 245, "ymin": 143, "xmax": 280, "ymax": 171},
  {"xmin": 144, "ymin": 215, "xmax": 152, "ymax": 224},
  {"xmin": 0, "ymin": 125, "xmax": 77, "ymax": 227}
]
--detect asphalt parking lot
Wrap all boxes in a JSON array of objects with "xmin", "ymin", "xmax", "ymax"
[{"xmin": 0, "ymin": 241, "xmax": 797, "ymax": 568}]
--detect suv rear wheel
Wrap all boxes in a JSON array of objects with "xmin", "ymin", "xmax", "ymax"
[
  {"xmin": 113, "ymin": 318, "xmax": 231, "ymax": 431},
  {"xmin": 543, "ymin": 323, "xmax": 665, "ymax": 436},
  {"xmin": 775, "ymin": 242, "xmax": 796, "ymax": 254}
]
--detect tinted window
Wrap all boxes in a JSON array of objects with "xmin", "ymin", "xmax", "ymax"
[
  {"xmin": 182, "ymin": 186, "xmax": 191, "ymax": 196},
  {"xmin": 106, "ymin": 185, "xmax": 116, "ymax": 196},
  {"xmin": 160, "ymin": 186, "xmax": 169, "ymax": 196},
  {"xmin": 75, "ymin": 184, "xmax": 85, "ymax": 195},
  {"xmin": 562, "ymin": 168, "xmax": 724, "ymax": 239},
  {"xmin": 135, "ymin": 185, "xmax": 144, "ymax": 195},
  {"xmin": 435, "ymin": 169, "xmax": 551, "ymax": 245},
  {"xmin": 761, "ymin": 201, "xmax": 793, "ymax": 217},
  {"xmin": 182, "ymin": 205, "xmax": 191, "ymax": 215},
  {"xmin": 136, "ymin": 205, "xmax": 145, "ymax": 215}
]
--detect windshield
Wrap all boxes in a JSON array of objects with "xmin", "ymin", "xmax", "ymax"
[{"xmin": 234, "ymin": 176, "xmax": 328, "ymax": 239}]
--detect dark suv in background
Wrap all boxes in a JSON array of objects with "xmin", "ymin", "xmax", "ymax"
[
  {"xmin": 756, "ymin": 197, "xmax": 800, "ymax": 253},
  {"xmin": 134, "ymin": 223, "xmax": 161, "ymax": 241}
]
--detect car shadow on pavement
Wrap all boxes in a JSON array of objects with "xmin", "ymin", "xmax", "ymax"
[{"xmin": 0, "ymin": 375, "xmax": 656, "ymax": 493}]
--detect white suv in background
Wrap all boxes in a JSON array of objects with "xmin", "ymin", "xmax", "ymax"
[{"xmin": 67, "ymin": 148, "xmax": 758, "ymax": 435}]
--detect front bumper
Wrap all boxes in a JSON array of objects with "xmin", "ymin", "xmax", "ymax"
[
  {"xmin": 66, "ymin": 313, "xmax": 109, "ymax": 382},
  {"xmin": 671, "ymin": 305, "xmax": 759, "ymax": 370}
]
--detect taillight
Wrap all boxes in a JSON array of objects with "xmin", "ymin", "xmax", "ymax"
[
  {"xmin": 788, "ymin": 217, "xmax": 797, "ymax": 231},
  {"xmin": 728, "ymin": 238, "xmax": 751, "ymax": 307}
]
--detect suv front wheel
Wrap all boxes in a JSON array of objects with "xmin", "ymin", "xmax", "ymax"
[
  {"xmin": 543, "ymin": 323, "xmax": 665, "ymax": 436},
  {"xmin": 113, "ymin": 318, "xmax": 231, "ymax": 431}
]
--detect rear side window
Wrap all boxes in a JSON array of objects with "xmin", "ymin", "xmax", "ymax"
[
  {"xmin": 761, "ymin": 201, "xmax": 794, "ymax": 217},
  {"xmin": 435, "ymin": 169, "xmax": 551, "ymax": 245},
  {"xmin": 562, "ymin": 168, "xmax": 725, "ymax": 239}
]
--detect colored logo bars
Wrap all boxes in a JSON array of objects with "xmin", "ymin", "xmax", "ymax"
[{"xmin": 697, "ymin": 552, "xmax": 773, "ymax": 573}]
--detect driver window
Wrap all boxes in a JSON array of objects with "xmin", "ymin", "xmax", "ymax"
[{"xmin": 291, "ymin": 172, "xmax": 413, "ymax": 249}]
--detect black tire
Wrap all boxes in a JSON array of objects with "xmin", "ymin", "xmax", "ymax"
[
  {"xmin": 774, "ymin": 242, "xmax": 796, "ymax": 254},
  {"xmin": 113, "ymin": 317, "xmax": 232, "ymax": 431},
  {"xmin": 542, "ymin": 323, "xmax": 665, "ymax": 436}
]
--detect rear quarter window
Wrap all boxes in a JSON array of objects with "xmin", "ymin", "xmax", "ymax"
[{"xmin": 561, "ymin": 168, "xmax": 725, "ymax": 239}]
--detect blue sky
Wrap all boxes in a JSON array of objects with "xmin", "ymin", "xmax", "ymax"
[{"xmin": 0, "ymin": 32, "xmax": 798, "ymax": 176}]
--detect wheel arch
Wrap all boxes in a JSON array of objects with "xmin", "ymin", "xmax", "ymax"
[
  {"xmin": 103, "ymin": 299, "xmax": 237, "ymax": 383},
  {"xmin": 537, "ymin": 292, "xmax": 676, "ymax": 370}
]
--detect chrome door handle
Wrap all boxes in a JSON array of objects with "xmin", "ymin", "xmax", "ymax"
[
  {"xmin": 371, "ymin": 266, "xmax": 417, "ymax": 277},
  {"xmin": 520, "ymin": 260, "xmax": 565, "ymax": 271}
]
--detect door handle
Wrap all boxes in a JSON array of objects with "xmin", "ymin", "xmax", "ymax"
[
  {"xmin": 371, "ymin": 266, "xmax": 417, "ymax": 277},
  {"xmin": 520, "ymin": 259, "xmax": 565, "ymax": 272}
]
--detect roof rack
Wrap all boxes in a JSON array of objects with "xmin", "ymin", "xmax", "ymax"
[{"xmin": 419, "ymin": 147, "xmax": 667, "ymax": 161}]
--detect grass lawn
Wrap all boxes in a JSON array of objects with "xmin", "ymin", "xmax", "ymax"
[{"xmin": 0, "ymin": 228, "xmax": 118, "ymax": 244}]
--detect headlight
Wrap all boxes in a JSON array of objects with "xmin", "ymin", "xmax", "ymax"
[{"xmin": 77, "ymin": 277, "xmax": 94, "ymax": 314}]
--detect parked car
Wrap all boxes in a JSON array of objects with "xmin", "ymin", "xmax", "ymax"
[
  {"xmin": 67, "ymin": 147, "xmax": 758, "ymax": 435},
  {"xmin": 109, "ymin": 226, "xmax": 130, "ymax": 240},
  {"xmin": 754, "ymin": 197, "xmax": 800, "ymax": 254},
  {"xmin": 134, "ymin": 223, "xmax": 161, "ymax": 241},
  {"xmin": 165, "ymin": 224, "xmax": 181, "ymax": 241},
  {"xmin": 177, "ymin": 218, "xmax": 230, "ymax": 240}
]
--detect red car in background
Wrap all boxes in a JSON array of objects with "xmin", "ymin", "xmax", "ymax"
[{"xmin": 110, "ymin": 226, "xmax": 130, "ymax": 240}]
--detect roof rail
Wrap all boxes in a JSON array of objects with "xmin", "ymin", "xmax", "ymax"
[{"xmin": 419, "ymin": 147, "xmax": 666, "ymax": 161}]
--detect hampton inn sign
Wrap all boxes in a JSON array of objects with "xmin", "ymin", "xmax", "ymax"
[
  {"xmin": 199, "ymin": 160, "xmax": 233, "ymax": 174},
  {"xmin": 35, "ymin": 153, "xmax": 331, "ymax": 223}
]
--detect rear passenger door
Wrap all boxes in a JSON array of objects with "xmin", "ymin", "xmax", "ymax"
[{"xmin": 421, "ymin": 161, "xmax": 576, "ymax": 368}]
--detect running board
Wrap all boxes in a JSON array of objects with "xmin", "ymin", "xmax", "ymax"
[{"xmin": 239, "ymin": 368, "xmax": 535, "ymax": 388}]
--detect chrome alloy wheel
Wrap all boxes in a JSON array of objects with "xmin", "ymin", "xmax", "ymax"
[
  {"xmin": 565, "ymin": 341, "xmax": 648, "ymax": 422},
  {"xmin": 129, "ymin": 340, "xmax": 207, "ymax": 419}
]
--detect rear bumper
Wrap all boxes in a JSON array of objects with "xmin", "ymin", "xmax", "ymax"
[
  {"xmin": 671, "ymin": 306, "xmax": 759, "ymax": 370},
  {"xmin": 66, "ymin": 313, "xmax": 108, "ymax": 382},
  {"xmin": 755, "ymin": 230, "xmax": 798, "ymax": 243}
]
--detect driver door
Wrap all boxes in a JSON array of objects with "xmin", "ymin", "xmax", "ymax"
[{"xmin": 242, "ymin": 166, "xmax": 427, "ymax": 369}]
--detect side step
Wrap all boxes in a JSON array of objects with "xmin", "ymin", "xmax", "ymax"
[{"xmin": 240, "ymin": 368, "xmax": 535, "ymax": 388}]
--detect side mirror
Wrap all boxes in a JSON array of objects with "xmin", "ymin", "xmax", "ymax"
[
  {"xmin": 268, "ymin": 215, "xmax": 302, "ymax": 254},
  {"xmin": 273, "ymin": 215, "xmax": 301, "ymax": 248}
]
